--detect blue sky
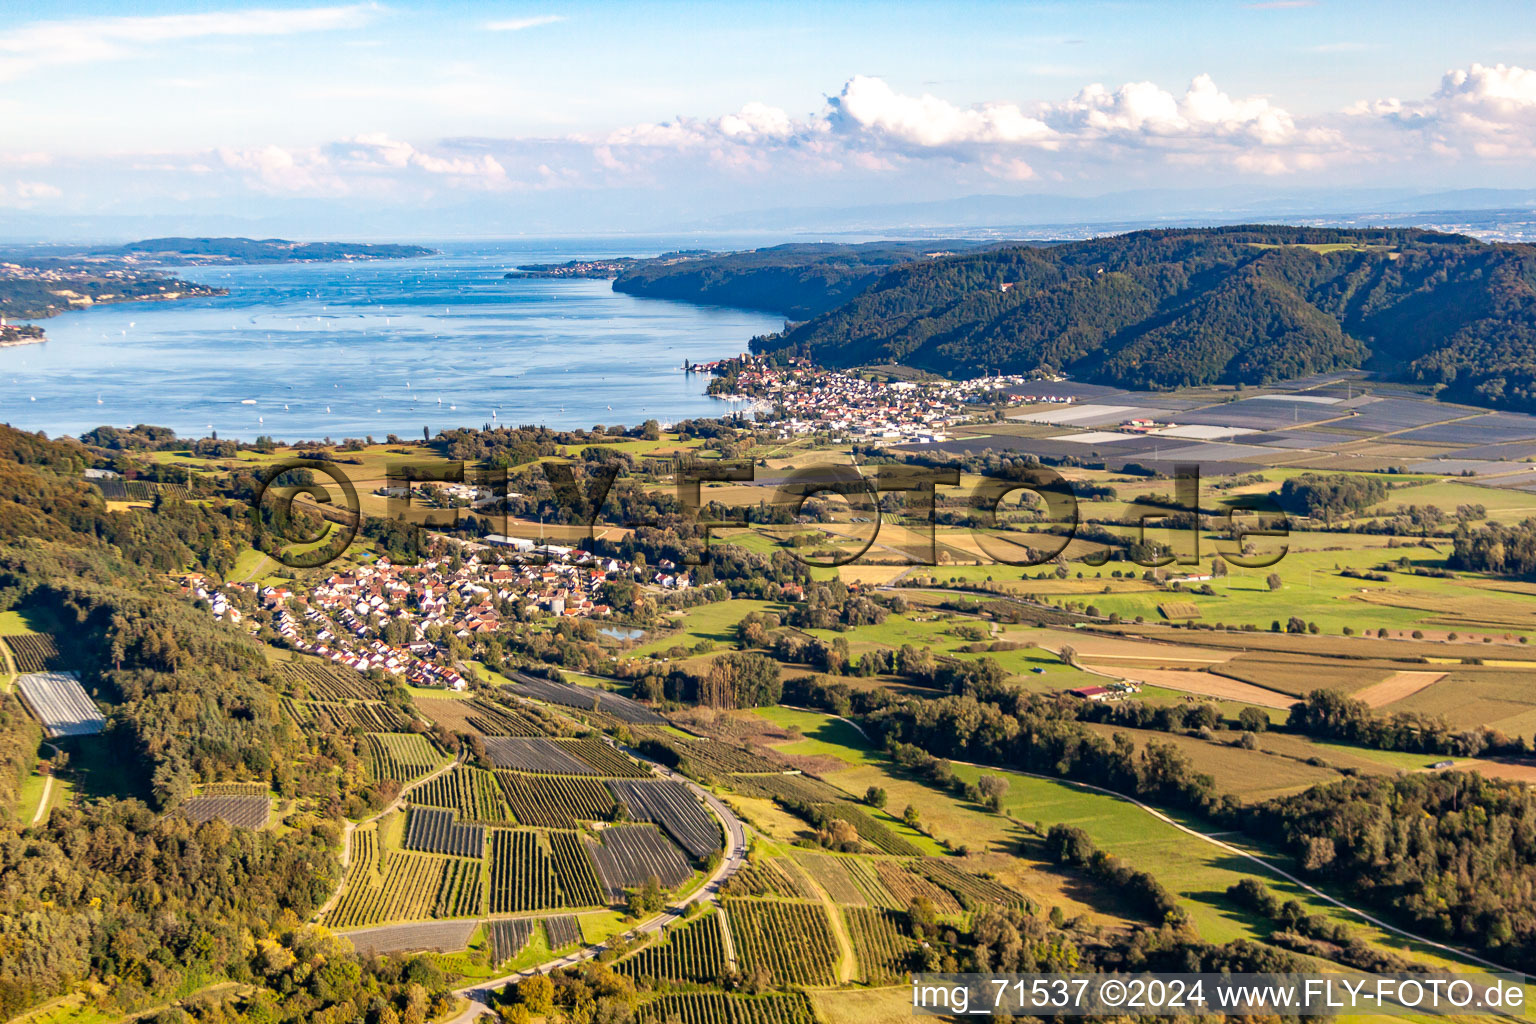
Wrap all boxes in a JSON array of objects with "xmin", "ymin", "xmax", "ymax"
[{"xmin": 3, "ymin": 1, "xmax": 1536, "ymax": 234}]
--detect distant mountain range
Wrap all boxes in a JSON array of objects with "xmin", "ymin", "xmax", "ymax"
[
  {"xmin": 688, "ymin": 226, "xmax": 1536, "ymax": 413},
  {"xmin": 97, "ymin": 237, "xmax": 435, "ymax": 264},
  {"xmin": 4, "ymin": 188, "xmax": 1536, "ymax": 243}
]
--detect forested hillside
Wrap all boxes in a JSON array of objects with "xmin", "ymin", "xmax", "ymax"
[
  {"xmin": 750, "ymin": 226, "xmax": 1536, "ymax": 411},
  {"xmin": 0, "ymin": 425, "xmax": 418, "ymax": 1021},
  {"xmin": 612, "ymin": 240, "xmax": 998, "ymax": 319}
]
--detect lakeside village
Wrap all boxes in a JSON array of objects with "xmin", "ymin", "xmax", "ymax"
[
  {"xmin": 696, "ymin": 355, "xmax": 1038, "ymax": 443},
  {"xmin": 181, "ymin": 539, "xmax": 688, "ymax": 691}
]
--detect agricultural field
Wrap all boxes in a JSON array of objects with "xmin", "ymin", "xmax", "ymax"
[
  {"xmin": 487, "ymin": 829, "xmax": 563, "ymax": 913},
  {"xmin": 362, "ymin": 733, "xmax": 443, "ymax": 783},
  {"xmin": 543, "ymin": 914, "xmax": 581, "ymax": 948},
  {"xmin": 15, "ymin": 672, "xmax": 105, "ymax": 738},
  {"xmin": 636, "ymin": 992, "xmax": 817, "ymax": 1024},
  {"xmin": 724, "ymin": 899, "xmax": 840, "ymax": 986},
  {"xmin": 563, "ymin": 738, "xmax": 652, "ymax": 777},
  {"xmin": 587, "ymin": 825, "xmax": 692, "ymax": 899},
  {"xmin": 341, "ymin": 920, "xmax": 477, "ymax": 957},
  {"xmin": 723, "ymin": 857, "xmax": 815, "ymax": 900},
  {"xmin": 1075, "ymin": 721, "xmax": 1344, "ymax": 802},
  {"xmin": 281, "ymin": 697, "xmax": 412, "ymax": 734},
  {"xmin": 843, "ymin": 907, "xmax": 916, "ymax": 984},
  {"xmin": 403, "ymin": 807, "xmax": 485, "ymax": 857},
  {"xmin": 661, "ymin": 736, "xmax": 786, "ymax": 774},
  {"xmin": 2, "ymin": 634, "xmax": 64, "ymax": 673},
  {"xmin": 505, "ymin": 674, "xmax": 664, "ymax": 724},
  {"xmin": 327, "ymin": 823, "xmax": 484, "ymax": 928},
  {"xmin": 496, "ymin": 772, "xmax": 616, "ymax": 828},
  {"xmin": 486, "ymin": 919, "xmax": 534, "ymax": 963},
  {"xmin": 410, "ymin": 766, "xmax": 511, "ymax": 822},
  {"xmin": 482, "ymin": 737, "xmax": 602, "ymax": 774},
  {"xmin": 917, "ymin": 858, "xmax": 1030, "ymax": 911},
  {"xmin": 1389, "ymin": 667, "xmax": 1536, "ymax": 736},
  {"xmin": 873, "ymin": 861, "xmax": 962, "ymax": 915},
  {"xmin": 792, "ymin": 853, "xmax": 866, "ymax": 906},
  {"xmin": 607, "ymin": 779, "xmax": 721, "ymax": 858},
  {"xmin": 415, "ymin": 696, "xmax": 544, "ymax": 736},
  {"xmin": 180, "ymin": 794, "xmax": 270, "ymax": 829},
  {"xmin": 548, "ymin": 830, "xmax": 606, "ymax": 907},
  {"xmin": 275, "ymin": 658, "xmax": 384, "ymax": 701},
  {"xmin": 200, "ymin": 782, "xmax": 270, "ymax": 797},
  {"xmin": 616, "ymin": 908, "xmax": 727, "ymax": 983}
]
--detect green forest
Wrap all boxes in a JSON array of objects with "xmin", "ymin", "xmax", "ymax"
[
  {"xmin": 612, "ymin": 240, "xmax": 1000, "ymax": 320},
  {"xmin": 738, "ymin": 226, "xmax": 1536, "ymax": 412}
]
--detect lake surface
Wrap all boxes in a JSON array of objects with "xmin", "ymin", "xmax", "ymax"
[{"xmin": 0, "ymin": 240, "xmax": 783, "ymax": 441}]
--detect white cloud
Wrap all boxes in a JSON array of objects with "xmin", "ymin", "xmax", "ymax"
[
  {"xmin": 0, "ymin": 4, "xmax": 379, "ymax": 81},
  {"xmin": 485, "ymin": 14, "xmax": 564, "ymax": 32},
  {"xmin": 18, "ymin": 61, "xmax": 1536, "ymax": 211},
  {"xmin": 216, "ymin": 144, "xmax": 337, "ymax": 193},
  {"xmin": 1351, "ymin": 62, "xmax": 1536, "ymax": 161},
  {"xmin": 598, "ymin": 73, "xmax": 1302, "ymax": 180},
  {"xmin": 1047, "ymin": 74, "xmax": 1295, "ymax": 144},
  {"xmin": 338, "ymin": 133, "xmax": 509, "ymax": 183},
  {"xmin": 14, "ymin": 181, "xmax": 62, "ymax": 199},
  {"xmin": 827, "ymin": 75, "xmax": 1056, "ymax": 150}
]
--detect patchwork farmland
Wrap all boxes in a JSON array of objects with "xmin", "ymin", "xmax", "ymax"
[
  {"xmin": 844, "ymin": 906, "xmax": 916, "ymax": 984},
  {"xmin": 363, "ymin": 733, "xmax": 443, "ymax": 783},
  {"xmin": 563, "ymin": 738, "xmax": 651, "ymax": 777},
  {"xmin": 548, "ymin": 830, "xmax": 605, "ymax": 907},
  {"xmin": 486, "ymin": 918, "xmax": 534, "ymax": 963},
  {"xmin": 506, "ymin": 674, "xmax": 664, "ymax": 724},
  {"xmin": 181, "ymin": 794, "xmax": 270, "ymax": 829},
  {"xmin": 404, "ymin": 807, "xmax": 485, "ymax": 857},
  {"xmin": 723, "ymin": 858, "xmax": 814, "ymax": 900},
  {"xmin": 275, "ymin": 658, "xmax": 384, "ymax": 701},
  {"xmin": 341, "ymin": 920, "xmax": 478, "ymax": 957},
  {"xmin": 495, "ymin": 772, "xmax": 615, "ymax": 827},
  {"xmin": 542, "ymin": 914, "xmax": 581, "ymax": 948},
  {"xmin": 724, "ymin": 899, "xmax": 840, "ymax": 986},
  {"xmin": 588, "ymin": 826, "xmax": 692, "ymax": 899},
  {"xmin": 482, "ymin": 737, "xmax": 600, "ymax": 774},
  {"xmin": 487, "ymin": 829, "xmax": 562, "ymax": 913},
  {"xmin": 616, "ymin": 908, "xmax": 727, "ymax": 983},
  {"xmin": 326, "ymin": 824, "xmax": 484, "ymax": 928},
  {"xmin": 415, "ymin": 696, "xmax": 544, "ymax": 736},
  {"xmin": 282, "ymin": 697, "xmax": 412, "ymax": 735},
  {"xmin": 411, "ymin": 766, "xmax": 512, "ymax": 822},
  {"xmin": 607, "ymin": 778, "xmax": 721, "ymax": 858}
]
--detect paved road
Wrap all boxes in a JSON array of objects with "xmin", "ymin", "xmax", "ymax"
[
  {"xmin": 29, "ymin": 771, "xmax": 52, "ymax": 826},
  {"xmin": 444, "ymin": 760, "xmax": 749, "ymax": 1023},
  {"xmin": 28, "ymin": 742, "xmax": 61, "ymax": 827}
]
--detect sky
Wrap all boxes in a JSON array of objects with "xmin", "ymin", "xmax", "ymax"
[{"xmin": 3, "ymin": 0, "xmax": 1536, "ymax": 236}]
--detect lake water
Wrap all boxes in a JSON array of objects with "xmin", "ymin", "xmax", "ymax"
[{"xmin": 0, "ymin": 240, "xmax": 784, "ymax": 441}]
